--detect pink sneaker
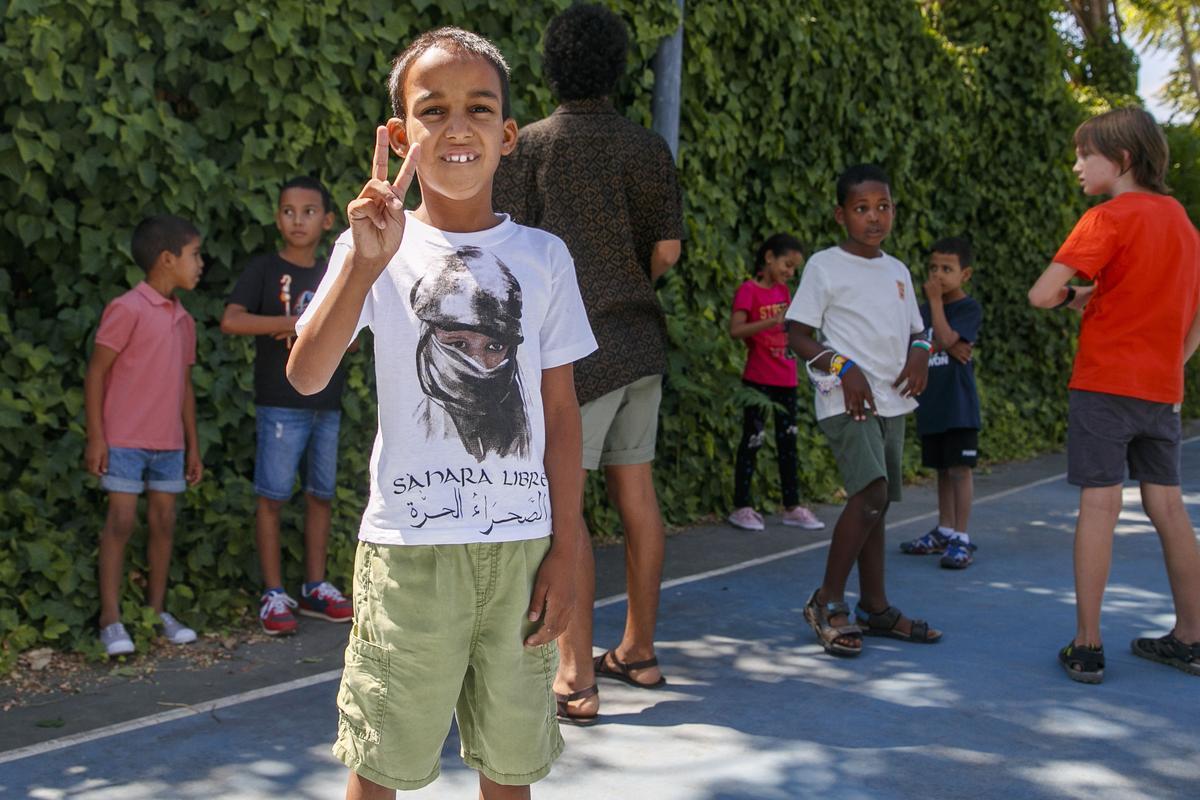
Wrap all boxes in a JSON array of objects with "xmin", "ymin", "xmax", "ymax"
[
  {"xmin": 782, "ymin": 506, "xmax": 825, "ymax": 530},
  {"xmin": 728, "ymin": 507, "xmax": 765, "ymax": 531}
]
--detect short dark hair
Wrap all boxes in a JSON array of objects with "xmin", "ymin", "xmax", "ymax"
[
  {"xmin": 130, "ymin": 215, "xmax": 200, "ymax": 272},
  {"xmin": 930, "ymin": 236, "xmax": 974, "ymax": 267},
  {"xmin": 543, "ymin": 4, "xmax": 629, "ymax": 101},
  {"xmin": 836, "ymin": 164, "xmax": 891, "ymax": 205},
  {"xmin": 1074, "ymin": 107, "xmax": 1169, "ymax": 194},
  {"xmin": 280, "ymin": 176, "xmax": 331, "ymax": 213},
  {"xmin": 754, "ymin": 233, "xmax": 804, "ymax": 274},
  {"xmin": 388, "ymin": 27, "xmax": 511, "ymax": 122}
]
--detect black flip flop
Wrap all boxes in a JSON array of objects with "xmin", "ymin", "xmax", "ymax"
[{"xmin": 593, "ymin": 649, "xmax": 667, "ymax": 689}]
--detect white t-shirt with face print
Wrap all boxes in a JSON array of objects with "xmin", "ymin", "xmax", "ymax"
[{"xmin": 297, "ymin": 213, "xmax": 597, "ymax": 545}]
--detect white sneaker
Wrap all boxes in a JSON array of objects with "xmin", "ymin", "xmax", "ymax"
[
  {"xmin": 158, "ymin": 612, "xmax": 197, "ymax": 644},
  {"xmin": 728, "ymin": 507, "xmax": 766, "ymax": 531},
  {"xmin": 781, "ymin": 506, "xmax": 825, "ymax": 530},
  {"xmin": 100, "ymin": 622, "xmax": 135, "ymax": 656}
]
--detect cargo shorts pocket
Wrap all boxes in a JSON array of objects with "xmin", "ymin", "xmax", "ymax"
[{"xmin": 337, "ymin": 634, "xmax": 389, "ymax": 744}]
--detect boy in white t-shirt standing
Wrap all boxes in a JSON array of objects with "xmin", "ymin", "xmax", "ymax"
[
  {"xmin": 785, "ymin": 164, "xmax": 943, "ymax": 658},
  {"xmin": 287, "ymin": 28, "xmax": 595, "ymax": 800}
]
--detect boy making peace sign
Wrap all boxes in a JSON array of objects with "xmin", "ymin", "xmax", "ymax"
[{"xmin": 287, "ymin": 28, "xmax": 595, "ymax": 800}]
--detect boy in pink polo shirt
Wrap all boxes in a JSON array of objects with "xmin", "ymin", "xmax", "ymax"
[{"xmin": 84, "ymin": 215, "xmax": 206, "ymax": 656}]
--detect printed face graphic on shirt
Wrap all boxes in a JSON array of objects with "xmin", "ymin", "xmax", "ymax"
[{"xmin": 409, "ymin": 246, "xmax": 531, "ymax": 462}]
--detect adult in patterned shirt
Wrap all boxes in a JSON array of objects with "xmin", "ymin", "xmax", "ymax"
[{"xmin": 493, "ymin": 3, "xmax": 683, "ymax": 723}]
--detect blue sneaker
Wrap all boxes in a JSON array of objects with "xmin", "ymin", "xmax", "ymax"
[
  {"xmin": 900, "ymin": 528, "xmax": 950, "ymax": 555},
  {"xmin": 940, "ymin": 538, "xmax": 977, "ymax": 569}
]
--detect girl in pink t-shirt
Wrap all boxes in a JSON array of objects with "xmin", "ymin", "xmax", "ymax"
[{"xmin": 727, "ymin": 234, "xmax": 823, "ymax": 532}]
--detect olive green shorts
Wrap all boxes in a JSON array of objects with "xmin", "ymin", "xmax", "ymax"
[
  {"xmin": 581, "ymin": 374, "xmax": 663, "ymax": 470},
  {"xmin": 332, "ymin": 538, "xmax": 562, "ymax": 790},
  {"xmin": 818, "ymin": 413, "xmax": 907, "ymax": 503}
]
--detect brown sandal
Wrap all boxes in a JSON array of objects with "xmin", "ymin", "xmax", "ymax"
[
  {"xmin": 555, "ymin": 684, "xmax": 599, "ymax": 725},
  {"xmin": 854, "ymin": 604, "xmax": 942, "ymax": 644},
  {"xmin": 803, "ymin": 588, "xmax": 863, "ymax": 657},
  {"xmin": 593, "ymin": 649, "xmax": 667, "ymax": 689}
]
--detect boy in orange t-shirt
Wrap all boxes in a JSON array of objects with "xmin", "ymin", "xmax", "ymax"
[{"xmin": 1029, "ymin": 107, "xmax": 1200, "ymax": 683}]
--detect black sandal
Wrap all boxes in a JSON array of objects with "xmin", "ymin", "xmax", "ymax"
[
  {"xmin": 802, "ymin": 589, "xmax": 863, "ymax": 657},
  {"xmin": 854, "ymin": 604, "xmax": 942, "ymax": 644},
  {"xmin": 1059, "ymin": 641, "xmax": 1105, "ymax": 684},
  {"xmin": 555, "ymin": 685, "xmax": 599, "ymax": 725},
  {"xmin": 593, "ymin": 650, "xmax": 667, "ymax": 689},
  {"xmin": 1131, "ymin": 633, "xmax": 1200, "ymax": 677}
]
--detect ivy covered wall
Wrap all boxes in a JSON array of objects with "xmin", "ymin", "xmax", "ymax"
[{"xmin": 0, "ymin": 0, "xmax": 1190, "ymax": 663}]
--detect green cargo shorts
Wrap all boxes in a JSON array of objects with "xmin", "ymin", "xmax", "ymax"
[
  {"xmin": 332, "ymin": 538, "xmax": 562, "ymax": 790},
  {"xmin": 818, "ymin": 413, "xmax": 906, "ymax": 502},
  {"xmin": 581, "ymin": 374, "xmax": 663, "ymax": 470}
]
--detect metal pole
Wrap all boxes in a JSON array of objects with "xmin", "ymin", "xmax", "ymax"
[{"xmin": 652, "ymin": 0, "xmax": 684, "ymax": 160}]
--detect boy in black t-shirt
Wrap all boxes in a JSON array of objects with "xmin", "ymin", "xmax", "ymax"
[
  {"xmin": 901, "ymin": 237, "xmax": 983, "ymax": 569},
  {"xmin": 222, "ymin": 176, "xmax": 354, "ymax": 634}
]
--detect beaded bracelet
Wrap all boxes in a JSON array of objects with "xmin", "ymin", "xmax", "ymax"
[
  {"xmin": 838, "ymin": 358, "xmax": 856, "ymax": 377},
  {"xmin": 910, "ymin": 339, "xmax": 932, "ymax": 352},
  {"xmin": 828, "ymin": 354, "xmax": 846, "ymax": 376}
]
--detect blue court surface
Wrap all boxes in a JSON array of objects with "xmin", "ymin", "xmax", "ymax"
[{"xmin": 3, "ymin": 445, "xmax": 1199, "ymax": 799}]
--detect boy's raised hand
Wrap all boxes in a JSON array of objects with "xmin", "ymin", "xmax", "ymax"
[
  {"xmin": 923, "ymin": 273, "xmax": 943, "ymax": 303},
  {"xmin": 347, "ymin": 127, "xmax": 420, "ymax": 274}
]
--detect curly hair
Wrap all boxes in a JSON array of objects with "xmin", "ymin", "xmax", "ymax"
[
  {"xmin": 543, "ymin": 4, "xmax": 628, "ymax": 101},
  {"xmin": 836, "ymin": 164, "xmax": 891, "ymax": 206}
]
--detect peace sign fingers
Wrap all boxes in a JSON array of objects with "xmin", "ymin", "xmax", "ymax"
[
  {"xmin": 348, "ymin": 125, "xmax": 417, "ymax": 275},
  {"xmin": 371, "ymin": 125, "xmax": 391, "ymax": 182}
]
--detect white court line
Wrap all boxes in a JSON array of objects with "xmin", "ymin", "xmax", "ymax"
[{"xmin": 7, "ymin": 437, "xmax": 1198, "ymax": 766}]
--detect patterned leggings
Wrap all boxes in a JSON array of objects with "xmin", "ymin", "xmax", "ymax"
[{"xmin": 733, "ymin": 380, "xmax": 799, "ymax": 508}]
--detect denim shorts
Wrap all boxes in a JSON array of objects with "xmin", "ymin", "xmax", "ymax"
[
  {"xmin": 101, "ymin": 447, "xmax": 186, "ymax": 494},
  {"xmin": 333, "ymin": 538, "xmax": 560, "ymax": 790},
  {"xmin": 254, "ymin": 406, "xmax": 341, "ymax": 501}
]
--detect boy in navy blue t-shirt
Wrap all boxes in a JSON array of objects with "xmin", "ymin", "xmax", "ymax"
[{"xmin": 901, "ymin": 237, "xmax": 982, "ymax": 568}]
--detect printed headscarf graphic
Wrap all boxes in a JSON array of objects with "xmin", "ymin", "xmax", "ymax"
[{"xmin": 410, "ymin": 246, "xmax": 531, "ymax": 462}]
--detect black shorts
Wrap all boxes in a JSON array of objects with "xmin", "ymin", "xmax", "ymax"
[
  {"xmin": 1067, "ymin": 390, "xmax": 1181, "ymax": 487},
  {"xmin": 921, "ymin": 428, "xmax": 979, "ymax": 470}
]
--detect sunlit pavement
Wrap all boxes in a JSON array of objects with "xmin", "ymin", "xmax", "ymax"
[{"xmin": 4, "ymin": 443, "xmax": 1199, "ymax": 799}]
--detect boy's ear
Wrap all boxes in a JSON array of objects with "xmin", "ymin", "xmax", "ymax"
[
  {"xmin": 322, "ymin": 211, "xmax": 335, "ymax": 231},
  {"xmin": 833, "ymin": 205, "xmax": 845, "ymax": 226},
  {"xmin": 962, "ymin": 266, "xmax": 973, "ymax": 282},
  {"xmin": 386, "ymin": 117, "xmax": 409, "ymax": 155},
  {"xmin": 500, "ymin": 118, "xmax": 518, "ymax": 156}
]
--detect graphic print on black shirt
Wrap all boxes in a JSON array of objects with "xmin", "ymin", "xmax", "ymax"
[
  {"xmin": 409, "ymin": 245, "xmax": 532, "ymax": 463},
  {"xmin": 227, "ymin": 253, "xmax": 347, "ymax": 410}
]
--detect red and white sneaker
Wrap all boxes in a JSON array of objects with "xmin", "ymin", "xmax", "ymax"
[
  {"xmin": 259, "ymin": 590, "xmax": 299, "ymax": 636},
  {"xmin": 298, "ymin": 581, "xmax": 353, "ymax": 623}
]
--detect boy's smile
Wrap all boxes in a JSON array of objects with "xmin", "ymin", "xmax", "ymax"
[
  {"xmin": 835, "ymin": 181, "xmax": 894, "ymax": 258},
  {"xmin": 389, "ymin": 47, "xmax": 517, "ymax": 208}
]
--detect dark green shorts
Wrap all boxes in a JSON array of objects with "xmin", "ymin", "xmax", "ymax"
[
  {"xmin": 818, "ymin": 413, "xmax": 906, "ymax": 502},
  {"xmin": 333, "ymin": 539, "xmax": 562, "ymax": 790}
]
